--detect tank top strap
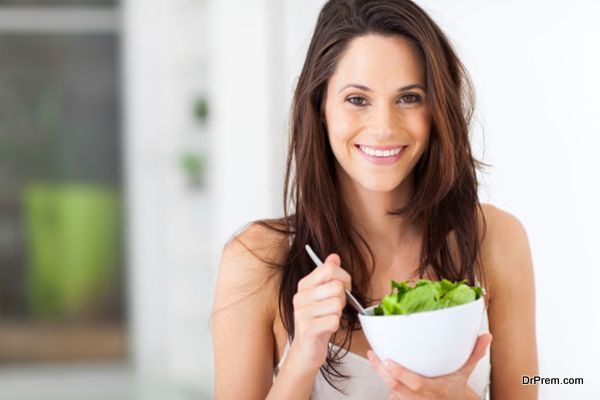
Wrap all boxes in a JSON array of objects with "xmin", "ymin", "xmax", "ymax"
[{"xmin": 275, "ymin": 337, "xmax": 292, "ymax": 371}]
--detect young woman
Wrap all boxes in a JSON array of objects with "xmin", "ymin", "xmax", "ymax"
[{"xmin": 211, "ymin": 0, "xmax": 538, "ymax": 399}]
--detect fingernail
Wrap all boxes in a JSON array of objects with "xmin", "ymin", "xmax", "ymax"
[{"xmin": 383, "ymin": 360, "xmax": 392, "ymax": 369}]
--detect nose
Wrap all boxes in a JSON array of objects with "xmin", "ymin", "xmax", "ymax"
[{"xmin": 369, "ymin": 103, "xmax": 397, "ymax": 138}]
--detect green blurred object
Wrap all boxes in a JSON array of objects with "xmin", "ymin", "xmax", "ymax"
[
  {"xmin": 193, "ymin": 96, "xmax": 209, "ymax": 124},
  {"xmin": 23, "ymin": 182, "xmax": 122, "ymax": 319},
  {"xmin": 180, "ymin": 151, "xmax": 207, "ymax": 190}
]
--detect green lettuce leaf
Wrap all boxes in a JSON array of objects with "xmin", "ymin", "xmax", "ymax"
[{"xmin": 373, "ymin": 278, "xmax": 483, "ymax": 316}]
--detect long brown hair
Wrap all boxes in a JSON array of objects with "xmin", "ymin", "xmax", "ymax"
[{"xmin": 235, "ymin": 0, "xmax": 489, "ymax": 393}]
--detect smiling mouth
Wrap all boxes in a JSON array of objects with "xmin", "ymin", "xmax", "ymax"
[{"xmin": 355, "ymin": 144, "xmax": 408, "ymax": 157}]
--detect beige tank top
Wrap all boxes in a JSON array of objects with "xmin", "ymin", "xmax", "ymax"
[{"xmin": 273, "ymin": 234, "xmax": 491, "ymax": 399}]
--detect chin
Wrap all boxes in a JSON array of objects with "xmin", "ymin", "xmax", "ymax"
[{"xmin": 359, "ymin": 177, "xmax": 405, "ymax": 193}]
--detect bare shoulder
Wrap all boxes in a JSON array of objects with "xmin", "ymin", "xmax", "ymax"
[
  {"xmin": 479, "ymin": 203, "xmax": 530, "ymax": 249},
  {"xmin": 478, "ymin": 203, "xmax": 538, "ymax": 397},
  {"xmin": 478, "ymin": 203, "xmax": 533, "ymax": 297},
  {"xmin": 211, "ymin": 219, "xmax": 289, "ymax": 399},
  {"xmin": 213, "ymin": 219, "xmax": 289, "ymax": 318}
]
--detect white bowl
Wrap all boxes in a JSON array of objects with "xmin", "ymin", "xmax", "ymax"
[{"xmin": 358, "ymin": 296, "xmax": 486, "ymax": 377}]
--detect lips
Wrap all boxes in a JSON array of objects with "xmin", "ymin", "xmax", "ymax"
[
  {"xmin": 355, "ymin": 144, "xmax": 407, "ymax": 151},
  {"xmin": 355, "ymin": 144, "xmax": 408, "ymax": 165},
  {"xmin": 355, "ymin": 144, "xmax": 407, "ymax": 157}
]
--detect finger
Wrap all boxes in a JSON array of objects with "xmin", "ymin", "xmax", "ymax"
[
  {"xmin": 380, "ymin": 358, "xmax": 428, "ymax": 393},
  {"xmin": 324, "ymin": 253, "xmax": 352, "ymax": 291},
  {"xmin": 368, "ymin": 350, "xmax": 417, "ymax": 398},
  {"xmin": 294, "ymin": 280, "xmax": 346, "ymax": 309},
  {"xmin": 324, "ymin": 253, "xmax": 341, "ymax": 266},
  {"xmin": 299, "ymin": 254, "xmax": 350, "ymax": 290},
  {"xmin": 312, "ymin": 279, "xmax": 346, "ymax": 301},
  {"xmin": 307, "ymin": 314, "xmax": 342, "ymax": 335},
  {"xmin": 323, "ymin": 253, "xmax": 352, "ymax": 291},
  {"xmin": 297, "ymin": 296, "xmax": 346, "ymax": 319},
  {"xmin": 458, "ymin": 333, "xmax": 493, "ymax": 376}
]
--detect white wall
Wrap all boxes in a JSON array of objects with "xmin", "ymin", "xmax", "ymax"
[
  {"xmin": 207, "ymin": 0, "xmax": 280, "ymax": 255},
  {"xmin": 207, "ymin": 1, "xmax": 600, "ymax": 398},
  {"xmin": 123, "ymin": 0, "xmax": 211, "ymax": 397},
  {"xmin": 414, "ymin": 1, "xmax": 600, "ymax": 398},
  {"xmin": 207, "ymin": 0, "xmax": 329, "ymax": 256}
]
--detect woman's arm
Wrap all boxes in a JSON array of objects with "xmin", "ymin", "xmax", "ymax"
[
  {"xmin": 483, "ymin": 204, "xmax": 539, "ymax": 399},
  {"xmin": 211, "ymin": 223, "xmax": 319, "ymax": 400}
]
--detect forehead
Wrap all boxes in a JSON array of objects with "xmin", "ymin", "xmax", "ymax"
[{"xmin": 329, "ymin": 34, "xmax": 425, "ymax": 89}]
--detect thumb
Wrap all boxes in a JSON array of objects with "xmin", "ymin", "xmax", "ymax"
[
  {"xmin": 458, "ymin": 333, "xmax": 492, "ymax": 376},
  {"xmin": 324, "ymin": 253, "xmax": 341, "ymax": 267}
]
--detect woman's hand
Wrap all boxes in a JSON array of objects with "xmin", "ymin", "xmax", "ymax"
[
  {"xmin": 367, "ymin": 333, "xmax": 492, "ymax": 400},
  {"xmin": 288, "ymin": 253, "xmax": 352, "ymax": 372}
]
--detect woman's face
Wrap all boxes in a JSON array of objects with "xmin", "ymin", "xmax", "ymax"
[{"xmin": 324, "ymin": 34, "xmax": 431, "ymax": 193}]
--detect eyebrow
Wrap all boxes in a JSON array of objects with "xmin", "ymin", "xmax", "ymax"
[{"xmin": 338, "ymin": 83, "xmax": 426, "ymax": 94}]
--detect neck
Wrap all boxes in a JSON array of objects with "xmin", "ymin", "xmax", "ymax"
[{"xmin": 339, "ymin": 171, "xmax": 420, "ymax": 250}]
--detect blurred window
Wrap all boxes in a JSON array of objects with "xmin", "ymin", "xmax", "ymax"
[
  {"xmin": 0, "ymin": 2, "xmax": 124, "ymax": 363},
  {"xmin": 0, "ymin": 1, "xmax": 115, "ymax": 5}
]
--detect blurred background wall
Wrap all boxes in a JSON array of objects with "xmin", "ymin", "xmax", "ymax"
[{"xmin": 0, "ymin": 1, "xmax": 598, "ymax": 399}]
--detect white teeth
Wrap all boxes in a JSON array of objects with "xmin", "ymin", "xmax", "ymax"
[{"xmin": 359, "ymin": 145, "xmax": 404, "ymax": 157}]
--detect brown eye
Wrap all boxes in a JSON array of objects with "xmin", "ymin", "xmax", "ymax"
[
  {"xmin": 347, "ymin": 96, "xmax": 368, "ymax": 106},
  {"xmin": 399, "ymin": 94, "xmax": 421, "ymax": 104}
]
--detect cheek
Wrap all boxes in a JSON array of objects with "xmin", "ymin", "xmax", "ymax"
[
  {"xmin": 407, "ymin": 112, "xmax": 431, "ymax": 142},
  {"xmin": 329, "ymin": 126, "xmax": 351, "ymax": 146},
  {"xmin": 326, "ymin": 109, "xmax": 357, "ymax": 145},
  {"xmin": 419, "ymin": 108, "xmax": 432, "ymax": 134}
]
